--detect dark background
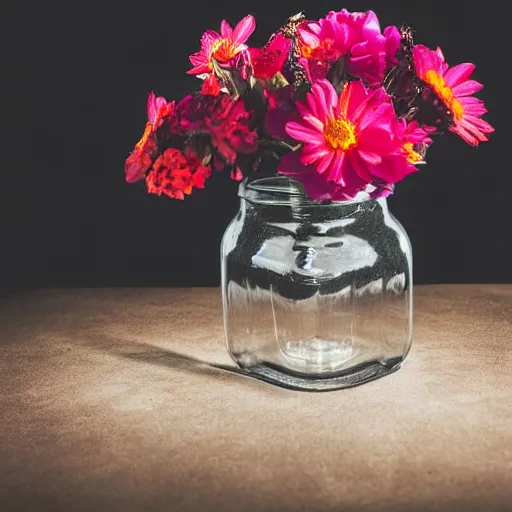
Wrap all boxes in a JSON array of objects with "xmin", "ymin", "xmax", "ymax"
[{"xmin": 2, "ymin": 0, "xmax": 506, "ymax": 296}]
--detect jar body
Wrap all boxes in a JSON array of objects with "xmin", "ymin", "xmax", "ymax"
[{"xmin": 221, "ymin": 177, "xmax": 413, "ymax": 390}]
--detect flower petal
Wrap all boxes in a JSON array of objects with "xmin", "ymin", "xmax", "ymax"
[
  {"xmin": 347, "ymin": 151, "xmax": 372, "ymax": 181},
  {"xmin": 301, "ymin": 144, "xmax": 331, "ymax": 165},
  {"xmin": 450, "ymin": 123, "xmax": 481, "ymax": 146},
  {"xmin": 460, "ymin": 97, "xmax": 488, "ymax": 116},
  {"xmin": 339, "ymin": 80, "xmax": 368, "ymax": 120},
  {"xmin": 444, "ymin": 63, "xmax": 475, "ymax": 87},
  {"xmin": 361, "ymin": 11, "xmax": 382, "ymax": 38},
  {"xmin": 323, "ymin": 79, "xmax": 340, "ymax": 114},
  {"xmin": 463, "ymin": 115, "xmax": 494, "ymax": 134},
  {"xmin": 357, "ymin": 101, "xmax": 394, "ymax": 130},
  {"xmin": 317, "ymin": 153, "xmax": 334, "ymax": 174},
  {"xmin": 305, "ymin": 91, "xmax": 321, "ymax": 119},
  {"xmin": 200, "ymin": 30, "xmax": 220, "ymax": 52},
  {"xmin": 384, "ymin": 25, "xmax": 401, "ymax": 62},
  {"xmin": 452, "ymin": 80, "xmax": 484, "ymax": 96},
  {"xmin": 311, "ymin": 80, "xmax": 336, "ymax": 121},
  {"xmin": 359, "ymin": 150, "xmax": 382, "ymax": 166},
  {"xmin": 302, "ymin": 114, "xmax": 325, "ymax": 131},
  {"xmin": 189, "ymin": 52, "xmax": 205, "ymax": 66},
  {"xmin": 298, "ymin": 26, "xmax": 321, "ymax": 47},
  {"xmin": 371, "ymin": 153, "xmax": 415, "ymax": 183},
  {"xmin": 146, "ymin": 91, "xmax": 157, "ymax": 125},
  {"xmin": 358, "ymin": 124, "xmax": 396, "ymax": 153},
  {"xmin": 233, "ymin": 15, "xmax": 256, "ymax": 44},
  {"xmin": 413, "ymin": 44, "xmax": 444, "ymax": 79},
  {"xmin": 285, "ymin": 122, "xmax": 322, "ymax": 143},
  {"xmin": 220, "ymin": 20, "xmax": 233, "ymax": 38},
  {"xmin": 187, "ymin": 64, "xmax": 210, "ymax": 75},
  {"xmin": 326, "ymin": 151, "xmax": 346, "ymax": 185}
]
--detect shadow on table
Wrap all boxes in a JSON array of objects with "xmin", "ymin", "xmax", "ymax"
[{"xmin": 80, "ymin": 333, "xmax": 286, "ymax": 392}]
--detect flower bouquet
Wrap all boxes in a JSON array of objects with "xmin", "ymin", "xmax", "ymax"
[
  {"xmin": 125, "ymin": 10, "xmax": 492, "ymax": 201},
  {"xmin": 125, "ymin": 9, "xmax": 493, "ymax": 390}
]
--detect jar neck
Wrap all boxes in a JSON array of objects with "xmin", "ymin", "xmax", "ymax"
[{"xmin": 239, "ymin": 177, "xmax": 386, "ymax": 223}]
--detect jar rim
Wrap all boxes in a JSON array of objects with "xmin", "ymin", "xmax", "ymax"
[{"xmin": 239, "ymin": 177, "xmax": 380, "ymax": 208}]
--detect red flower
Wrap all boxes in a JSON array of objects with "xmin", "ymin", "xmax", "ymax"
[
  {"xmin": 201, "ymin": 74, "xmax": 221, "ymax": 96},
  {"xmin": 125, "ymin": 92, "xmax": 175, "ymax": 183},
  {"xmin": 248, "ymin": 33, "xmax": 292, "ymax": 79},
  {"xmin": 175, "ymin": 94, "xmax": 222, "ymax": 132},
  {"xmin": 207, "ymin": 98, "xmax": 259, "ymax": 164},
  {"xmin": 176, "ymin": 93, "xmax": 258, "ymax": 166},
  {"xmin": 145, "ymin": 148, "xmax": 211, "ymax": 200}
]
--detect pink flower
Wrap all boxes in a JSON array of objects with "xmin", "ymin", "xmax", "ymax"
[
  {"xmin": 248, "ymin": 33, "xmax": 292, "ymax": 79},
  {"xmin": 298, "ymin": 10, "xmax": 400, "ymax": 85},
  {"xmin": 413, "ymin": 45, "xmax": 494, "ymax": 146},
  {"xmin": 125, "ymin": 92, "xmax": 175, "ymax": 183},
  {"xmin": 398, "ymin": 120, "xmax": 435, "ymax": 165},
  {"xmin": 279, "ymin": 150, "xmax": 362, "ymax": 201},
  {"xmin": 279, "ymin": 79, "xmax": 416, "ymax": 200},
  {"xmin": 188, "ymin": 15, "xmax": 256, "ymax": 76}
]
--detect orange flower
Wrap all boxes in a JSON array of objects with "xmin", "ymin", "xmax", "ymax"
[
  {"xmin": 145, "ymin": 149, "xmax": 211, "ymax": 200},
  {"xmin": 125, "ymin": 92, "xmax": 175, "ymax": 183}
]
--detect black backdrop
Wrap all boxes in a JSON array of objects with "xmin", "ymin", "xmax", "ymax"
[{"xmin": 2, "ymin": 0, "xmax": 507, "ymax": 295}]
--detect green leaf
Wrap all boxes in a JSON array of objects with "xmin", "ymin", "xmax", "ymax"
[{"xmin": 211, "ymin": 58, "xmax": 248, "ymax": 99}]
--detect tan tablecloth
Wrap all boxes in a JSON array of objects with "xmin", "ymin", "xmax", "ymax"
[{"xmin": 1, "ymin": 285, "xmax": 511, "ymax": 511}]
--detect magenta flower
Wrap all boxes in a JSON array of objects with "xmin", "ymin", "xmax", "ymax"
[
  {"xmin": 279, "ymin": 150, "xmax": 363, "ymax": 201},
  {"xmin": 413, "ymin": 45, "xmax": 494, "ymax": 146},
  {"xmin": 298, "ymin": 10, "xmax": 400, "ymax": 85},
  {"xmin": 398, "ymin": 120, "xmax": 435, "ymax": 165},
  {"xmin": 188, "ymin": 15, "xmax": 256, "ymax": 76},
  {"xmin": 125, "ymin": 92, "xmax": 175, "ymax": 183},
  {"xmin": 279, "ymin": 80, "xmax": 416, "ymax": 199}
]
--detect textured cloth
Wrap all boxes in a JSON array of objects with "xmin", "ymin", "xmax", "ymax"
[{"xmin": 0, "ymin": 285, "xmax": 511, "ymax": 511}]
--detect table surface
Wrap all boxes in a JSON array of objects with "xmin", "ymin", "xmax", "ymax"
[{"xmin": 1, "ymin": 285, "xmax": 511, "ymax": 511}]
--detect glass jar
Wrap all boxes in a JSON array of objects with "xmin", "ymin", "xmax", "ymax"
[{"xmin": 221, "ymin": 177, "xmax": 413, "ymax": 391}]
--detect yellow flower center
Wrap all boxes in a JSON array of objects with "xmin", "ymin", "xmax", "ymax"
[
  {"xmin": 403, "ymin": 142, "xmax": 423, "ymax": 164},
  {"xmin": 209, "ymin": 38, "xmax": 240, "ymax": 67},
  {"xmin": 324, "ymin": 117, "xmax": 357, "ymax": 151},
  {"xmin": 424, "ymin": 70, "xmax": 465, "ymax": 120}
]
